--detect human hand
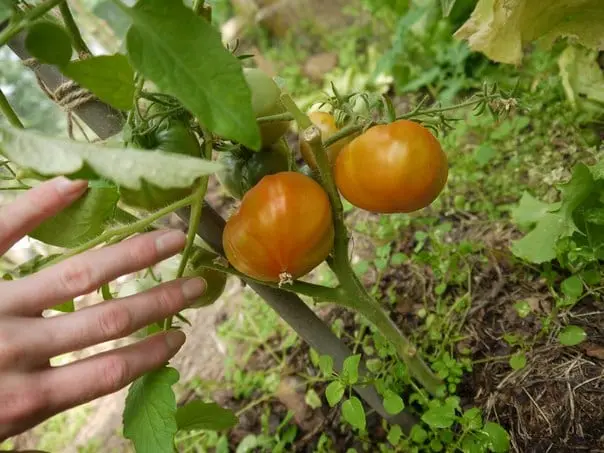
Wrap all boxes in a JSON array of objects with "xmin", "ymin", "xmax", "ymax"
[{"xmin": 0, "ymin": 177, "xmax": 205, "ymax": 441}]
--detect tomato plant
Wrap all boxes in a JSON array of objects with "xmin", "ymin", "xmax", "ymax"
[
  {"xmin": 243, "ymin": 67, "xmax": 291, "ymax": 147},
  {"xmin": 120, "ymin": 119, "xmax": 202, "ymax": 211},
  {"xmin": 215, "ymin": 141, "xmax": 290, "ymax": 199},
  {"xmin": 183, "ymin": 251, "xmax": 228, "ymax": 308},
  {"xmin": 334, "ymin": 120, "xmax": 449, "ymax": 213},
  {"xmin": 299, "ymin": 111, "xmax": 353, "ymax": 170},
  {"xmin": 223, "ymin": 171, "xmax": 334, "ymax": 282}
]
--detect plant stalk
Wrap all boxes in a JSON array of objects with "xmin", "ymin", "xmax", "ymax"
[
  {"xmin": 0, "ymin": 88, "xmax": 24, "ymax": 129},
  {"xmin": 59, "ymin": 0, "xmax": 90, "ymax": 55}
]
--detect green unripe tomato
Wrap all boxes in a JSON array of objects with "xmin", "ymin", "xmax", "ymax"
[
  {"xmin": 216, "ymin": 141, "xmax": 290, "ymax": 199},
  {"xmin": 183, "ymin": 264, "xmax": 228, "ymax": 308},
  {"xmin": 243, "ymin": 67, "xmax": 291, "ymax": 147},
  {"xmin": 120, "ymin": 121, "xmax": 202, "ymax": 211}
]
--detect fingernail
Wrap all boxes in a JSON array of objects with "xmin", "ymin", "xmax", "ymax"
[
  {"xmin": 181, "ymin": 277, "xmax": 206, "ymax": 304},
  {"xmin": 155, "ymin": 230, "xmax": 186, "ymax": 255},
  {"xmin": 54, "ymin": 176, "xmax": 88, "ymax": 196},
  {"xmin": 165, "ymin": 329, "xmax": 186, "ymax": 353}
]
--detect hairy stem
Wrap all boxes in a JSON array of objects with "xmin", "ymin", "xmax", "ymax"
[
  {"xmin": 43, "ymin": 193, "xmax": 196, "ymax": 268},
  {"xmin": 0, "ymin": 88, "xmax": 24, "ymax": 128},
  {"xmin": 59, "ymin": 0, "xmax": 90, "ymax": 55}
]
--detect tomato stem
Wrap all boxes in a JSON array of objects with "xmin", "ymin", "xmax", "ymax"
[
  {"xmin": 0, "ymin": 88, "xmax": 24, "ymax": 129},
  {"xmin": 58, "ymin": 1, "xmax": 91, "ymax": 56}
]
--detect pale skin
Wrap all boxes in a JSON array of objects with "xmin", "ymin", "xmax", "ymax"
[{"xmin": 0, "ymin": 176, "xmax": 206, "ymax": 442}]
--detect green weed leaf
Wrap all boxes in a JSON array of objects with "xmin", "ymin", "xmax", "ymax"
[
  {"xmin": 29, "ymin": 180, "xmax": 119, "ymax": 248},
  {"xmin": 561, "ymin": 275, "xmax": 583, "ymax": 299},
  {"xmin": 25, "ymin": 21, "xmax": 72, "ymax": 67},
  {"xmin": 387, "ymin": 425, "xmax": 402, "ymax": 445},
  {"xmin": 325, "ymin": 381, "xmax": 345, "ymax": 407},
  {"xmin": 410, "ymin": 424, "xmax": 428, "ymax": 444},
  {"xmin": 461, "ymin": 407, "xmax": 483, "ymax": 431},
  {"xmin": 123, "ymin": 366, "xmax": 179, "ymax": 453},
  {"xmin": 342, "ymin": 354, "xmax": 361, "ymax": 385},
  {"xmin": 511, "ymin": 192, "xmax": 559, "ymax": 226},
  {"xmin": 342, "ymin": 397, "xmax": 366, "ymax": 431},
  {"xmin": 0, "ymin": 124, "xmax": 221, "ymax": 191},
  {"xmin": 318, "ymin": 355, "xmax": 333, "ymax": 376},
  {"xmin": 513, "ymin": 301, "xmax": 531, "ymax": 318},
  {"xmin": 481, "ymin": 422, "xmax": 510, "ymax": 453},
  {"xmin": 383, "ymin": 390, "xmax": 405, "ymax": 415},
  {"xmin": 62, "ymin": 54, "xmax": 135, "ymax": 111},
  {"xmin": 120, "ymin": 0, "xmax": 261, "ymax": 149},
  {"xmin": 509, "ymin": 352, "xmax": 527, "ymax": 370},
  {"xmin": 305, "ymin": 389, "xmax": 322, "ymax": 409},
  {"xmin": 175, "ymin": 400, "xmax": 237, "ymax": 432},
  {"xmin": 558, "ymin": 325, "xmax": 587, "ymax": 346},
  {"xmin": 421, "ymin": 404, "xmax": 456, "ymax": 429},
  {"xmin": 559, "ymin": 44, "xmax": 604, "ymax": 115},
  {"xmin": 511, "ymin": 212, "xmax": 572, "ymax": 263}
]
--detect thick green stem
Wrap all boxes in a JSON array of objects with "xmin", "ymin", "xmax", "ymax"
[
  {"xmin": 43, "ymin": 193, "xmax": 196, "ymax": 269},
  {"xmin": 0, "ymin": 0, "xmax": 65, "ymax": 47},
  {"xmin": 59, "ymin": 1, "xmax": 90, "ymax": 55},
  {"xmin": 0, "ymin": 88, "xmax": 24, "ymax": 128}
]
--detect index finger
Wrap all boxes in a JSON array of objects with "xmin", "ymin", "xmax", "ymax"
[{"xmin": 0, "ymin": 177, "xmax": 89, "ymax": 256}]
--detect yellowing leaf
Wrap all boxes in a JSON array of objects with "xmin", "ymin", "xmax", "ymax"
[
  {"xmin": 558, "ymin": 44, "xmax": 604, "ymax": 114},
  {"xmin": 454, "ymin": 0, "xmax": 604, "ymax": 65}
]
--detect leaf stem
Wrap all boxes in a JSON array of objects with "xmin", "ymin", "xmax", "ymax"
[
  {"xmin": 59, "ymin": 0, "xmax": 90, "ymax": 55},
  {"xmin": 256, "ymin": 112, "xmax": 294, "ymax": 124},
  {"xmin": 0, "ymin": 0, "xmax": 65, "ymax": 47},
  {"xmin": 43, "ymin": 193, "xmax": 197, "ymax": 269},
  {"xmin": 0, "ymin": 88, "xmax": 24, "ymax": 129}
]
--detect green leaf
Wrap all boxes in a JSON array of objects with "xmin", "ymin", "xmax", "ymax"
[
  {"xmin": 473, "ymin": 144, "xmax": 496, "ymax": 167},
  {"xmin": 318, "ymin": 355, "xmax": 333, "ymax": 376},
  {"xmin": 410, "ymin": 424, "xmax": 428, "ymax": 444},
  {"xmin": 0, "ymin": 124, "xmax": 221, "ymax": 191},
  {"xmin": 481, "ymin": 422, "xmax": 510, "ymax": 453},
  {"xmin": 513, "ymin": 301, "xmax": 531, "ymax": 318},
  {"xmin": 511, "ymin": 192, "xmax": 559, "ymax": 226},
  {"xmin": 342, "ymin": 354, "xmax": 361, "ymax": 385},
  {"xmin": 383, "ymin": 390, "xmax": 405, "ymax": 415},
  {"xmin": 120, "ymin": 0, "xmax": 261, "ymax": 149},
  {"xmin": 558, "ymin": 325, "xmax": 587, "ymax": 346},
  {"xmin": 342, "ymin": 397, "xmax": 366, "ymax": 431},
  {"xmin": 387, "ymin": 425, "xmax": 402, "ymax": 445},
  {"xmin": 325, "ymin": 381, "xmax": 345, "ymax": 407},
  {"xmin": 584, "ymin": 207, "xmax": 604, "ymax": 225},
  {"xmin": 421, "ymin": 404, "xmax": 456, "ymax": 429},
  {"xmin": 305, "ymin": 389, "xmax": 322, "ymax": 409},
  {"xmin": 557, "ymin": 164, "xmax": 595, "ymax": 216},
  {"xmin": 29, "ymin": 180, "xmax": 119, "ymax": 248},
  {"xmin": 511, "ymin": 212, "xmax": 572, "ymax": 263},
  {"xmin": 455, "ymin": 0, "xmax": 604, "ymax": 65},
  {"xmin": 0, "ymin": 0, "xmax": 15, "ymax": 22},
  {"xmin": 93, "ymin": 0, "xmax": 131, "ymax": 40},
  {"xmin": 51, "ymin": 300, "xmax": 75, "ymax": 313},
  {"xmin": 440, "ymin": 0, "xmax": 457, "ymax": 17},
  {"xmin": 559, "ymin": 44, "xmax": 604, "ymax": 115},
  {"xmin": 25, "ymin": 21, "xmax": 72, "ymax": 67},
  {"xmin": 509, "ymin": 352, "xmax": 526, "ymax": 370},
  {"xmin": 175, "ymin": 400, "xmax": 237, "ymax": 432},
  {"xmin": 561, "ymin": 275, "xmax": 583, "ymax": 299},
  {"xmin": 123, "ymin": 366, "xmax": 179, "ymax": 453},
  {"xmin": 62, "ymin": 55, "xmax": 135, "ymax": 111},
  {"xmin": 461, "ymin": 407, "xmax": 483, "ymax": 431}
]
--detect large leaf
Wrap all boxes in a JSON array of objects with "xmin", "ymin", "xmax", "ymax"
[
  {"xmin": 0, "ymin": 124, "xmax": 221, "ymax": 190},
  {"xmin": 454, "ymin": 0, "xmax": 604, "ymax": 65},
  {"xmin": 1, "ymin": 0, "xmax": 16, "ymax": 23},
  {"xmin": 29, "ymin": 180, "xmax": 119, "ymax": 248},
  {"xmin": 118, "ymin": 0, "xmax": 261, "ymax": 149},
  {"xmin": 62, "ymin": 54, "xmax": 135, "ymax": 111},
  {"xmin": 25, "ymin": 21, "xmax": 73, "ymax": 67},
  {"xmin": 93, "ymin": 0, "xmax": 132, "ymax": 40},
  {"xmin": 558, "ymin": 44, "xmax": 604, "ymax": 115},
  {"xmin": 175, "ymin": 401, "xmax": 238, "ymax": 432},
  {"xmin": 123, "ymin": 366, "xmax": 179, "ymax": 453}
]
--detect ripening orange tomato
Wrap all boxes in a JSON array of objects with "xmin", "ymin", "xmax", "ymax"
[
  {"xmin": 334, "ymin": 120, "xmax": 448, "ymax": 213},
  {"xmin": 223, "ymin": 172, "xmax": 334, "ymax": 282},
  {"xmin": 299, "ymin": 111, "xmax": 353, "ymax": 170}
]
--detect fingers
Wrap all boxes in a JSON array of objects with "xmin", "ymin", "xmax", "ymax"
[
  {"xmin": 1, "ymin": 229, "xmax": 187, "ymax": 315},
  {"xmin": 0, "ymin": 330, "xmax": 185, "ymax": 430},
  {"xmin": 39, "ymin": 330, "xmax": 185, "ymax": 418},
  {"xmin": 15, "ymin": 277, "xmax": 205, "ymax": 368},
  {"xmin": 0, "ymin": 177, "xmax": 88, "ymax": 256}
]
